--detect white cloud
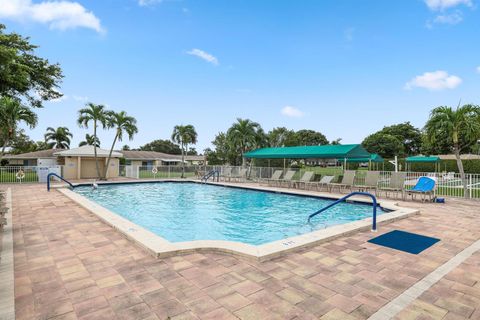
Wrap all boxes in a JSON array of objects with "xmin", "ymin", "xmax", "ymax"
[
  {"xmin": 424, "ymin": 0, "xmax": 472, "ymax": 10},
  {"xmin": 405, "ymin": 70, "xmax": 462, "ymax": 91},
  {"xmin": 476, "ymin": 66, "xmax": 480, "ymax": 73},
  {"xmin": 138, "ymin": 0, "xmax": 162, "ymax": 6},
  {"xmin": 186, "ymin": 49, "xmax": 219, "ymax": 65},
  {"xmin": 0, "ymin": 0, "xmax": 104, "ymax": 33},
  {"xmin": 281, "ymin": 106, "xmax": 304, "ymax": 118},
  {"xmin": 73, "ymin": 95, "xmax": 89, "ymax": 102},
  {"xmin": 433, "ymin": 12, "xmax": 463, "ymax": 24}
]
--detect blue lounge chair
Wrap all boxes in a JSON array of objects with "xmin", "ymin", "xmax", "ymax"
[{"xmin": 407, "ymin": 176, "xmax": 436, "ymax": 202}]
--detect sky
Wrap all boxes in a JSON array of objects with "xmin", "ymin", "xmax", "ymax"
[{"xmin": 1, "ymin": 0, "xmax": 479, "ymax": 152}]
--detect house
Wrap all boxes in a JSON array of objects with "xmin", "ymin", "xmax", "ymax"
[
  {"xmin": 3, "ymin": 145, "xmax": 122, "ymax": 180},
  {"xmin": 121, "ymin": 151, "xmax": 206, "ymax": 166}
]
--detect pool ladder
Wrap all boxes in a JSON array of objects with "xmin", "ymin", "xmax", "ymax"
[
  {"xmin": 307, "ymin": 192, "xmax": 378, "ymax": 231},
  {"xmin": 201, "ymin": 170, "xmax": 220, "ymax": 183},
  {"xmin": 47, "ymin": 173, "xmax": 74, "ymax": 191}
]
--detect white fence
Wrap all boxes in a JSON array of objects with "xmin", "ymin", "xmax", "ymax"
[
  {"xmin": 0, "ymin": 166, "xmax": 62, "ymax": 184},
  {"xmin": 118, "ymin": 165, "xmax": 480, "ymax": 200},
  {"xmin": 3, "ymin": 164, "xmax": 479, "ymax": 200}
]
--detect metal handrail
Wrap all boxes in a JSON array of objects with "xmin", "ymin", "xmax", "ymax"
[
  {"xmin": 47, "ymin": 173, "xmax": 74, "ymax": 191},
  {"xmin": 201, "ymin": 170, "xmax": 219, "ymax": 182},
  {"xmin": 307, "ymin": 192, "xmax": 378, "ymax": 231}
]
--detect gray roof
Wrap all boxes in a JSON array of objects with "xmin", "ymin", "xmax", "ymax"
[
  {"xmin": 3, "ymin": 149, "xmax": 59, "ymax": 159},
  {"xmin": 121, "ymin": 150, "xmax": 204, "ymax": 161},
  {"xmin": 435, "ymin": 154, "xmax": 480, "ymax": 160},
  {"xmin": 54, "ymin": 145, "xmax": 123, "ymax": 158}
]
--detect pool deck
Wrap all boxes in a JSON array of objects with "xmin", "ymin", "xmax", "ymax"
[{"xmin": 4, "ymin": 183, "xmax": 480, "ymax": 319}]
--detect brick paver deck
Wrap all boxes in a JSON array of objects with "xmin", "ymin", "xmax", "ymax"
[{"xmin": 10, "ymin": 185, "xmax": 480, "ymax": 319}]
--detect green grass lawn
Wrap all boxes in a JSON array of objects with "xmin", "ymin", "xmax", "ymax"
[
  {"xmin": 0, "ymin": 170, "xmax": 38, "ymax": 183},
  {"xmin": 138, "ymin": 170, "xmax": 197, "ymax": 179}
]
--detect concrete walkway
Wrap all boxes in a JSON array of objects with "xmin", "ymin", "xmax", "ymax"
[{"xmin": 10, "ymin": 185, "xmax": 480, "ymax": 319}]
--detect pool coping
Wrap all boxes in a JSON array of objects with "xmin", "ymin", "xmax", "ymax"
[{"xmin": 58, "ymin": 179, "xmax": 420, "ymax": 262}]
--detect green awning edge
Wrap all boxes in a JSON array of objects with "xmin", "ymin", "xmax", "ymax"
[
  {"xmin": 406, "ymin": 156, "xmax": 440, "ymax": 163},
  {"xmin": 244, "ymin": 144, "xmax": 371, "ymax": 159},
  {"xmin": 346, "ymin": 153, "xmax": 384, "ymax": 163}
]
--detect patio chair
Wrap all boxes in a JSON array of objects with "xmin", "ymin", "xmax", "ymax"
[
  {"xmin": 406, "ymin": 176, "xmax": 436, "ymax": 202},
  {"xmin": 266, "ymin": 170, "xmax": 283, "ymax": 186},
  {"xmin": 293, "ymin": 171, "xmax": 315, "ymax": 189},
  {"xmin": 312, "ymin": 175, "xmax": 335, "ymax": 192},
  {"xmin": 328, "ymin": 170, "xmax": 356, "ymax": 193},
  {"xmin": 220, "ymin": 167, "xmax": 232, "ymax": 182},
  {"xmin": 378, "ymin": 172, "xmax": 407, "ymax": 199},
  {"xmin": 278, "ymin": 170, "xmax": 296, "ymax": 188},
  {"xmin": 232, "ymin": 168, "xmax": 248, "ymax": 182},
  {"xmin": 357, "ymin": 171, "xmax": 380, "ymax": 194}
]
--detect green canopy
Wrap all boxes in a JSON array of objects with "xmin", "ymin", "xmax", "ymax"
[
  {"xmin": 346, "ymin": 153, "xmax": 384, "ymax": 163},
  {"xmin": 406, "ymin": 156, "xmax": 440, "ymax": 163},
  {"xmin": 244, "ymin": 144, "xmax": 370, "ymax": 159}
]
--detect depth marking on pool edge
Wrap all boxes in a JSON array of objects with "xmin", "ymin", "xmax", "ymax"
[{"xmin": 368, "ymin": 238, "xmax": 480, "ymax": 320}]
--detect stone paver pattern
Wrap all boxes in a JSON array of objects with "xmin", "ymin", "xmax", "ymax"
[{"xmin": 11, "ymin": 184, "xmax": 480, "ymax": 319}]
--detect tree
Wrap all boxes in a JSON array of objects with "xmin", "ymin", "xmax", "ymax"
[
  {"xmin": 227, "ymin": 118, "xmax": 264, "ymax": 167},
  {"xmin": 79, "ymin": 134, "xmax": 100, "ymax": 148},
  {"xmin": 104, "ymin": 111, "xmax": 138, "ymax": 179},
  {"xmin": 5, "ymin": 130, "xmax": 37, "ymax": 154},
  {"xmin": 187, "ymin": 147, "xmax": 198, "ymax": 155},
  {"xmin": 139, "ymin": 139, "xmax": 181, "ymax": 154},
  {"xmin": 210, "ymin": 132, "xmax": 232, "ymax": 165},
  {"xmin": 381, "ymin": 122, "xmax": 422, "ymax": 156},
  {"xmin": 0, "ymin": 24, "xmax": 63, "ymax": 108},
  {"xmin": 45, "ymin": 126, "xmax": 73, "ymax": 149},
  {"xmin": 121, "ymin": 145, "xmax": 130, "ymax": 151},
  {"xmin": 171, "ymin": 125, "xmax": 198, "ymax": 178},
  {"xmin": 330, "ymin": 138, "xmax": 342, "ymax": 145},
  {"xmin": 77, "ymin": 103, "xmax": 109, "ymax": 179},
  {"xmin": 424, "ymin": 104, "xmax": 480, "ymax": 197},
  {"xmin": 0, "ymin": 96, "xmax": 38, "ymax": 162},
  {"xmin": 362, "ymin": 132, "xmax": 404, "ymax": 158},
  {"xmin": 291, "ymin": 129, "xmax": 328, "ymax": 146},
  {"xmin": 267, "ymin": 127, "xmax": 296, "ymax": 147}
]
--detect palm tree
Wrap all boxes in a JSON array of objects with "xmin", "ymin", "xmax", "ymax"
[
  {"xmin": 104, "ymin": 111, "xmax": 138, "ymax": 179},
  {"xmin": 44, "ymin": 126, "xmax": 73, "ymax": 149},
  {"xmin": 425, "ymin": 104, "xmax": 480, "ymax": 197},
  {"xmin": 79, "ymin": 134, "xmax": 100, "ymax": 148},
  {"xmin": 77, "ymin": 103, "xmax": 109, "ymax": 179},
  {"xmin": 0, "ymin": 96, "xmax": 38, "ymax": 162},
  {"xmin": 227, "ymin": 118, "xmax": 263, "ymax": 167},
  {"xmin": 171, "ymin": 125, "xmax": 198, "ymax": 178}
]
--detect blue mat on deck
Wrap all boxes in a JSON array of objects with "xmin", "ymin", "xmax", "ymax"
[{"xmin": 368, "ymin": 230, "xmax": 440, "ymax": 254}]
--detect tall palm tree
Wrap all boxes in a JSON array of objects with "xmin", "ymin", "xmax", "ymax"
[
  {"xmin": 171, "ymin": 125, "xmax": 198, "ymax": 178},
  {"xmin": 425, "ymin": 104, "xmax": 480, "ymax": 197},
  {"xmin": 227, "ymin": 118, "xmax": 263, "ymax": 167},
  {"xmin": 44, "ymin": 126, "xmax": 73, "ymax": 149},
  {"xmin": 0, "ymin": 96, "xmax": 38, "ymax": 162},
  {"xmin": 79, "ymin": 134, "xmax": 100, "ymax": 148},
  {"xmin": 104, "ymin": 111, "xmax": 138, "ymax": 179},
  {"xmin": 77, "ymin": 103, "xmax": 108, "ymax": 179}
]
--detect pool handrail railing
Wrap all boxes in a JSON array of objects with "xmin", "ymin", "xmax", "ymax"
[
  {"xmin": 201, "ymin": 169, "xmax": 220, "ymax": 183},
  {"xmin": 47, "ymin": 173, "xmax": 74, "ymax": 191},
  {"xmin": 307, "ymin": 191, "xmax": 378, "ymax": 231}
]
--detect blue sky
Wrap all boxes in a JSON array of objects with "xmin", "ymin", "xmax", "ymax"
[{"xmin": 1, "ymin": 0, "xmax": 479, "ymax": 151}]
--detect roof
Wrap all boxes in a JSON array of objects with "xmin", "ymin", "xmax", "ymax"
[
  {"xmin": 3, "ymin": 149, "xmax": 60, "ymax": 159},
  {"xmin": 435, "ymin": 154, "xmax": 480, "ymax": 160},
  {"xmin": 244, "ymin": 144, "xmax": 371, "ymax": 159},
  {"xmin": 346, "ymin": 153, "xmax": 384, "ymax": 163},
  {"xmin": 121, "ymin": 150, "xmax": 204, "ymax": 161},
  {"xmin": 406, "ymin": 156, "xmax": 440, "ymax": 163},
  {"xmin": 54, "ymin": 145, "xmax": 123, "ymax": 158}
]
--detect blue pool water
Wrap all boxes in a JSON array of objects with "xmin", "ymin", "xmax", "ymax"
[{"xmin": 75, "ymin": 182, "xmax": 384, "ymax": 245}]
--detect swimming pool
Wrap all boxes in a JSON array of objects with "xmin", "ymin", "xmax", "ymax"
[{"xmin": 74, "ymin": 182, "xmax": 385, "ymax": 246}]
